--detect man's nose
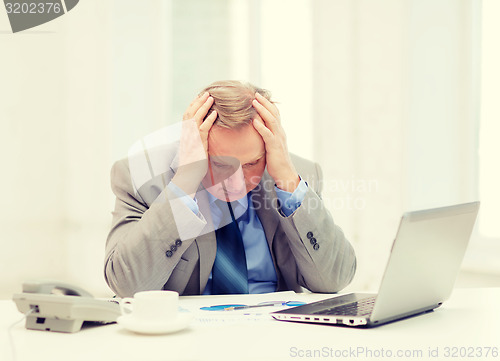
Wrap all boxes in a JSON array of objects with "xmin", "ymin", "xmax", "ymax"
[{"xmin": 225, "ymin": 167, "xmax": 245, "ymax": 187}]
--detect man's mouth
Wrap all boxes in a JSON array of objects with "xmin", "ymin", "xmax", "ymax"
[{"xmin": 224, "ymin": 189, "xmax": 245, "ymax": 196}]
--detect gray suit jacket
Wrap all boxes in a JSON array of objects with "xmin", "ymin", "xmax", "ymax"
[{"xmin": 104, "ymin": 147, "xmax": 356, "ymax": 298}]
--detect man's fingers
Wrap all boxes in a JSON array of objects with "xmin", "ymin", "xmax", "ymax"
[
  {"xmin": 192, "ymin": 92, "xmax": 209, "ymax": 110},
  {"xmin": 252, "ymin": 98, "xmax": 279, "ymax": 133},
  {"xmin": 194, "ymin": 96, "xmax": 214, "ymax": 126},
  {"xmin": 255, "ymin": 92, "xmax": 280, "ymax": 118},
  {"xmin": 252, "ymin": 117, "xmax": 274, "ymax": 144},
  {"xmin": 184, "ymin": 92, "xmax": 210, "ymax": 120},
  {"xmin": 189, "ymin": 92, "xmax": 203, "ymax": 108},
  {"xmin": 200, "ymin": 110, "xmax": 217, "ymax": 136}
]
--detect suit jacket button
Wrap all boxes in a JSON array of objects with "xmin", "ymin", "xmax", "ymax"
[
  {"xmin": 309, "ymin": 237, "xmax": 317, "ymax": 245},
  {"xmin": 170, "ymin": 244, "xmax": 177, "ymax": 252},
  {"xmin": 313, "ymin": 243, "xmax": 320, "ymax": 251},
  {"xmin": 175, "ymin": 239, "xmax": 182, "ymax": 247},
  {"xmin": 306, "ymin": 231, "xmax": 314, "ymax": 239},
  {"xmin": 166, "ymin": 250, "xmax": 173, "ymax": 258}
]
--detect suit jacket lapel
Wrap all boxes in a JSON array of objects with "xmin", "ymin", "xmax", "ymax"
[
  {"xmin": 167, "ymin": 149, "xmax": 218, "ymax": 293},
  {"xmin": 194, "ymin": 188, "xmax": 217, "ymax": 293},
  {"xmin": 253, "ymin": 171, "xmax": 280, "ymax": 252}
]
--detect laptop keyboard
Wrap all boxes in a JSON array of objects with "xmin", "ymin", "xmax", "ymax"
[{"xmin": 314, "ymin": 296, "xmax": 376, "ymax": 317}]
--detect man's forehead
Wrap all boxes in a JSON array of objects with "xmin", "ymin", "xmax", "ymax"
[{"xmin": 208, "ymin": 125, "xmax": 265, "ymax": 160}]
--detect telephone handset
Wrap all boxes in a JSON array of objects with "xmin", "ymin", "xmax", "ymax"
[
  {"xmin": 21, "ymin": 280, "xmax": 94, "ymax": 297},
  {"xmin": 12, "ymin": 279, "xmax": 121, "ymax": 333}
]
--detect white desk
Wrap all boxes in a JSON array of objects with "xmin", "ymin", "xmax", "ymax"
[{"xmin": 1, "ymin": 288, "xmax": 499, "ymax": 361}]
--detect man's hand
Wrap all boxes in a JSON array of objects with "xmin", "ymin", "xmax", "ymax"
[
  {"xmin": 252, "ymin": 92, "xmax": 300, "ymax": 192},
  {"xmin": 172, "ymin": 92, "xmax": 217, "ymax": 196}
]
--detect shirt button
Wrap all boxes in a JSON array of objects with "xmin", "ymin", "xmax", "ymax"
[
  {"xmin": 313, "ymin": 243, "xmax": 320, "ymax": 251},
  {"xmin": 175, "ymin": 239, "xmax": 182, "ymax": 247},
  {"xmin": 170, "ymin": 245, "xmax": 177, "ymax": 252},
  {"xmin": 306, "ymin": 231, "xmax": 314, "ymax": 239},
  {"xmin": 309, "ymin": 237, "xmax": 317, "ymax": 245},
  {"xmin": 165, "ymin": 250, "xmax": 173, "ymax": 258}
]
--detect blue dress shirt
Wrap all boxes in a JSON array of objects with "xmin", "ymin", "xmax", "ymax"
[{"xmin": 168, "ymin": 179, "xmax": 308, "ymax": 294}]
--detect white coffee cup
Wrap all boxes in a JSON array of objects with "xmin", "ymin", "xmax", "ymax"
[{"xmin": 120, "ymin": 290, "xmax": 179, "ymax": 322}]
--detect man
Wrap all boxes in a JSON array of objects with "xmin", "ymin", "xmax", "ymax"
[{"xmin": 105, "ymin": 80, "xmax": 356, "ymax": 297}]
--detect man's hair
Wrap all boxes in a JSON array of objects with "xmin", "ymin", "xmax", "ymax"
[{"xmin": 199, "ymin": 80, "xmax": 273, "ymax": 129}]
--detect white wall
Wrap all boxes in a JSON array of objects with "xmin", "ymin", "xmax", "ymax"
[
  {"xmin": 1, "ymin": 5, "xmax": 69, "ymax": 296},
  {"xmin": 312, "ymin": 0, "xmax": 407, "ymax": 291},
  {"xmin": 0, "ymin": 0, "xmax": 118, "ymax": 297},
  {"xmin": 312, "ymin": 0, "xmax": 483, "ymax": 292}
]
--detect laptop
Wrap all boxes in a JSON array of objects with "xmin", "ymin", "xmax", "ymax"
[{"xmin": 272, "ymin": 201, "xmax": 480, "ymax": 327}]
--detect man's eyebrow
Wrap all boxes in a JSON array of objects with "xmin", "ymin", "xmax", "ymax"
[
  {"xmin": 210, "ymin": 153, "xmax": 265, "ymax": 164},
  {"xmin": 245, "ymin": 154, "xmax": 265, "ymax": 164}
]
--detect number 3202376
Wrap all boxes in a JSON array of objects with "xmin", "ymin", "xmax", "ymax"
[{"xmin": 5, "ymin": 2, "xmax": 62, "ymax": 14}]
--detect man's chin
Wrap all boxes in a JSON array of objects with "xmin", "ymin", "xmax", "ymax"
[{"xmin": 216, "ymin": 190, "xmax": 247, "ymax": 202}]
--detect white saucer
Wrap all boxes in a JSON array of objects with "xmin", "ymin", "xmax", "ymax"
[{"xmin": 117, "ymin": 313, "xmax": 193, "ymax": 335}]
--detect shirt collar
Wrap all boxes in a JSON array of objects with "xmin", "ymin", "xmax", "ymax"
[{"xmin": 206, "ymin": 190, "xmax": 250, "ymax": 227}]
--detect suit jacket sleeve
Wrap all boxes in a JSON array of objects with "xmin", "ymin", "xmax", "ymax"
[
  {"xmin": 104, "ymin": 159, "xmax": 207, "ymax": 298},
  {"xmin": 278, "ymin": 157, "xmax": 356, "ymax": 293}
]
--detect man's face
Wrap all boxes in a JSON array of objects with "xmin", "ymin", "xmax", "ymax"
[{"xmin": 202, "ymin": 124, "xmax": 266, "ymax": 202}]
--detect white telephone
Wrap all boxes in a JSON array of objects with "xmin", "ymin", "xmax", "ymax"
[{"xmin": 12, "ymin": 280, "xmax": 121, "ymax": 333}]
